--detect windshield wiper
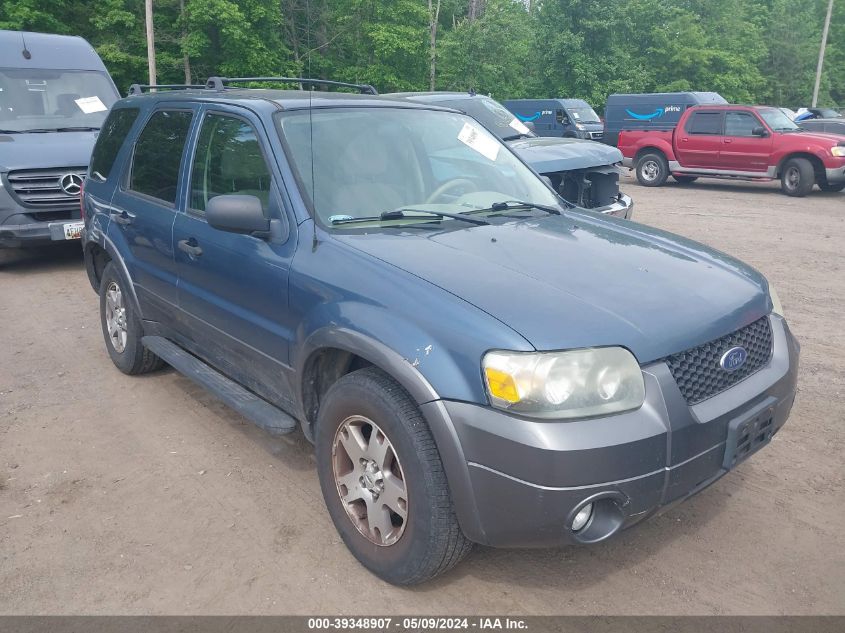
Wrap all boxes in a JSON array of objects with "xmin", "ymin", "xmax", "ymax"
[
  {"xmin": 465, "ymin": 200, "xmax": 567, "ymax": 216},
  {"xmin": 331, "ymin": 208, "xmax": 490, "ymax": 226},
  {"xmin": 5, "ymin": 126, "xmax": 100, "ymax": 133},
  {"xmin": 501, "ymin": 133, "xmax": 532, "ymax": 141}
]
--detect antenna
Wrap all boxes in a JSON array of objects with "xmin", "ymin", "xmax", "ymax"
[
  {"xmin": 307, "ymin": 0, "xmax": 318, "ymax": 251},
  {"xmin": 20, "ymin": 33, "xmax": 31, "ymax": 60}
]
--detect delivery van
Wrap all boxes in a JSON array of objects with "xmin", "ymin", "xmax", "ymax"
[
  {"xmin": 503, "ymin": 98, "xmax": 604, "ymax": 141},
  {"xmin": 0, "ymin": 30, "xmax": 120, "ymax": 248},
  {"xmin": 603, "ymin": 91, "xmax": 727, "ymax": 146}
]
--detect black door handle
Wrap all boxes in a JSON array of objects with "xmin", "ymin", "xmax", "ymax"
[
  {"xmin": 110, "ymin": 211, "xmax": 134, "ymax": 225},
  {"xmin": 177, "ymin": 238, "xmax": 203, "ymax": 257}
]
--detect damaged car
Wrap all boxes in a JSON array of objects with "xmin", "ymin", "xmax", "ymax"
[{"xmin": 389, "ymin": 92, "xmax": 633, "ymax": 218}]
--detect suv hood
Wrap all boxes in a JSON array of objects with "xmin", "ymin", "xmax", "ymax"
[
  {"xmin": 0, "ymin": 131, "xmax": 97, "ymax": 172},
  {"xmin": 336, "ymin": 213, "xmax": 769, "ymax": 363},
  {"xmin": 508, "ymin": 137, "xmax": 622, "ymax": 173}
]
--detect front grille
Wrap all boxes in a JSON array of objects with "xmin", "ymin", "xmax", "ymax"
[
  {"xmin": 6, "ymin": 167, "xmax": 86, "ymax": 218},
  {"xmin": 590, "ymin": 131, "xmax": 603, "ymax": 140},
  {"xmin": 663, "ymin": 316, "xmax": 773, "ymax": 405}
]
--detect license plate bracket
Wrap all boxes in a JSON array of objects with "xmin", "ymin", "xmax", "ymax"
[
  {"xmin": 48, "ymin": 221, "xmax": 84, "ymax": 241},
  {"xmin": 723, "ymin": 398, "xmax": 777, "ymax": 470}
]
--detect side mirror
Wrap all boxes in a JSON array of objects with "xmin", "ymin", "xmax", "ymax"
[
  {"xmin": 206, "ymin": 194, "xmax": 270, "ymax": 236},
  {"xmin": 752, "ymin": 126, "xmax": 768, "ymax": 137}
]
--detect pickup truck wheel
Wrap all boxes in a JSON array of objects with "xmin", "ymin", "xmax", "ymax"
[
  {"xmin": 99, "ymin": 262, "xmax": 164, "ymax": 375},
  {"xmin": 636, "ymin": 153, "xmax": 669, "ymax": 187},
  {"xmin": 672, "ymin": 175, "xmax": 698, "ymax": 184},
  {"xmin": 781, "ymin": 158, "xmax": 815, "ymax": 197},
  {"xmin": 819, "ymin": 182, "xmax": 845, "ymax": 192},
  {"xmin": 315, "ymin": 366, "xmax": 472, "ymax": 585}
]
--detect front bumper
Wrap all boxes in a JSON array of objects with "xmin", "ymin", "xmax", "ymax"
[
  {"xmin": 421, "ymin": 314, "xmax": 799, "ymax": 548},
  {"xmin": 825, "ymin": 165, "xmax": 845, "ymax": 184},
  {"xmin": 0, "ymin": 216, "xmax": 84, "ymax": 248},
  {"xmin": 595, "ymin": 193, "xmax": 633, "ymax": 219}
]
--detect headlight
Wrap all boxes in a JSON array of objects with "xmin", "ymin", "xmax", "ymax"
[
  {"xmin": 482, "ymin": 347, "xmax": 645, "ymax": 419},
  {"xmin": 769, "ymin": 283, "xmax": 784, "ymax": 316},
  {"xmin": 831, "ymin": 146, "xmax": 845, "ymax": 157},
  {"xmin": 575, "ymin": 123, "xmax": 585, "ymax": 130}
]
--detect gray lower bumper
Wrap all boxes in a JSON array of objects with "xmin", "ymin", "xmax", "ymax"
[
  {"xmin": 422, "ymin": 315, "xmax": 799, "ymax": 548},
  {"xmin": 0, "ymin": 218, "xmax": 83, "ymax": 248},
  {"xmin": 825, "ymin": 165, "xmax": 845, "ymax": 184},
  {"xmin": 595, "ymin": 193, "xmax": 633, "ymax": 219}
]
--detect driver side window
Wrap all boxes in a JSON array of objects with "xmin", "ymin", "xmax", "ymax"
[
  {"xmin": 555, "ymin": 109, "xmax": 569, "ymax": 125},
  {"xmin": 189, "ymin": 113, "xmax": 272, "ymax": 215}
]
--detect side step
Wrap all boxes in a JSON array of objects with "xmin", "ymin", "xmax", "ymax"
[{"xmin": 142, "ymin": 336, "xmax": 297, "ymax": 435}]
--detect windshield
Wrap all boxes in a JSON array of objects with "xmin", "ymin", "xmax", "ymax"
[
  {"xmin": 275, "ymin": 107, "xmax": 560, "ymax": 227},
  {"xmin": 442, "ymin": 96, "xmax": 534, "ymax": 141},
  {"xmin": 567, "ymin": 107, "xmax": 601, "ymax": 124},
  {"xmin": 0, "ymin": 68, "xmax": 118, "ymax": 132},
  {"xmin": 758, "ymin": 108, "xmax": 799, "ymax": 131}
]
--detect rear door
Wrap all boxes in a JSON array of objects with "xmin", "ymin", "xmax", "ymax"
[
  {"xmin": 719, "ymin": 110, "xmax": 772, "ymax": 172},
  {"xmin": 172, "ymin": 105, "xmax": 298, "ymax": 410},
  {"xmin": 675, "ymin": 110, "xmax": 724, "ymax": 169},
  {"xmin": 108, "ymin": 106, "xmax": 195, "ymax": 325}
]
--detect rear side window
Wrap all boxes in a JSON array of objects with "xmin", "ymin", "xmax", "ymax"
[
  {"xmin": 90, "ymin": 108, "xmax": 139, "ymax": 181},
  {"xmin": 189, "ymin": 114, "xmax": 272, "ymax": 214},
  {"xmin": 128, "ymin": 110, "xmax": 193, "ymax": 205},
  {"xmin": 725, "ymin": 112, "xmax": 761, "ymax": 137},
  {"xmin": 686, "ymin": 112, "xmax": 722, "ymax": 135}
]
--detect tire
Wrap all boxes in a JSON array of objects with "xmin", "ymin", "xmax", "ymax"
[
  {"xmin": 672, "ymin": 175, "xmax": 698, "ymax": 184},
  {"xmin": 780, "ymin": 158, "xmax": 815, "ymax": 197},
  {"xmin": 819, "ymin": 182, "xmax": 845, "ymax": 192},
  {"xmin": 635, "ymin": 152, "xmax": 669, "ymax": 187},
  {"xmin": 99, "ymin": 262, "xmax": 164, "ymax": 375},
  {"xmin": 315, "ymin": 366, "xmax": 472, "ymax": 585}
]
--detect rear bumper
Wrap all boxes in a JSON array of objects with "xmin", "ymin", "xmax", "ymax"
[{"xmin": 422, "ymin": 314, "xmax": 799, "ymax": 548}]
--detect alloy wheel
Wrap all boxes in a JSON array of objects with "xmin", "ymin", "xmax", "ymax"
[{"xmin": 105, "ymin": 281, "xmax": 128, "ymax": 353}]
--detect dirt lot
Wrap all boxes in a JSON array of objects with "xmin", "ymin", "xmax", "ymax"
[{"xmin": 1, "ymin": 175, "xmax": 844, "ymax": 615}]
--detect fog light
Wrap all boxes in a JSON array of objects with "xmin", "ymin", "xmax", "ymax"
[{"xmin": 571, "ymin": 503, "xmax": 593, "ymax": 531}]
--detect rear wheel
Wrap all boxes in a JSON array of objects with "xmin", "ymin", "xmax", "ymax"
[
  {"xmin": 315, "ymin": 367, "xmax": 472, "ymax": 585},
  {"xmin": 819, "ymin": 182, "xmax": 845, "ymax": 192},
  {"xmin": 672, "ymin": 175, "xmax": 698, "ymax": 184},
  {"xmin": 780, "ymin": 158, "xmax": 815, "ymax": 197},
  {"xmin": 635, "ymin": 152, "xmax": 669, "ymax": 187},
  {"xmin": 99, "ymin": 262, "xmax": 164, "ymax": 375}
]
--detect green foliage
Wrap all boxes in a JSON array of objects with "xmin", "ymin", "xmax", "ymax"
[{"xmin": 0, "ymin": 0, "xmax": 841, "ymax": 107}]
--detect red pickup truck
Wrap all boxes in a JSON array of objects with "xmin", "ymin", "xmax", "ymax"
[{"xmin": 619, "ymin": 104, "xmax": 845, "ymax": 196}]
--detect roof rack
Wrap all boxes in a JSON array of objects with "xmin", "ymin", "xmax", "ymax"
[
  {"xmin": 128, "ymin": 83, "xmax": 206, "ymax": 96},
  {"xmin": 205, "ymin": 76, "xmax": 378, "ymax": 95}
]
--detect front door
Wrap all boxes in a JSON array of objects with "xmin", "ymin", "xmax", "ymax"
[
  {"xmin": 719, "ymin": 110, "xmax": 773, "ymax": 172},
  {"xmin": 675, "ymin": 110, "xmax": 724, "ymax": 169},
  {"xmin": 173, "ymin": 107, "xmax": 298, "ymax": 410},
  {"xmin": 109, "ymin": 107, "xmax": 195, "ymax": 325}
]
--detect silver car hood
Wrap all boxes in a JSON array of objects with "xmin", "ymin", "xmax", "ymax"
[{"xmin": 508, "ymin": 136, "xmax": 622, "ymax": 173}]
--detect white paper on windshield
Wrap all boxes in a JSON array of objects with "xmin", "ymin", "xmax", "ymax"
[
  {"xmin": 572, "ymin": 112, "xmax": 581, "ymax": 119},
  {"xmin": 508, "ymin": 118, "xmax": 530, "ymax": 135},
  {"xmin": 457, "ymin": 122, "xmax": 500, "ymax": 161},
  {"xmin": 75, "ymin": 96, "xmax": 107, "ymax": 114}
]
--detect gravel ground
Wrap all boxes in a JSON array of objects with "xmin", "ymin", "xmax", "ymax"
[{"xmin": 1, "ymin": 175, "xmax": 843, "ymax": 615}]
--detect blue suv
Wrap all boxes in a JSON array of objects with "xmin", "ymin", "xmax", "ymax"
[{"xmin": 81, "ymin": 78, "xmax": 800, "ymax": 585}]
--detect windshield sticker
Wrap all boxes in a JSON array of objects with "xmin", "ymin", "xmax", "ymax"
[
  {"xmin": 508, "ymin": 118, "xmax": 530, "ymax": 135},
  {"xmin": 572, "ymin": 112, "xmax": 581, "ymax": 119},
  {"xmin": 458, "ymin": 122, "xmax": 500, "ymax": 161},
  {"xmin": 75, "ymin": 96, "xmax": 107, "ymax": 114}
]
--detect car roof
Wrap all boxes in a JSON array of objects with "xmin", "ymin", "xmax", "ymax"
[
  {"xmin": 120, "ymin": 88, "xmax": 459, "ymax": 112},
  {"xmin": 0, "ymin": 29, "xmax": 108, "ymax": 72},
  {"xmin": 388, "ymin": 91, "xmax": 484, "ymax": 103}
]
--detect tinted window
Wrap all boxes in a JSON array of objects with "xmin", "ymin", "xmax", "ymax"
[
  {"xmin": 725, "ymin": 112, "xmax": 761, "ymax": 137},
  {"xmin": 129, "ymin": 110, "xmax": 193, "ymax": 205},
  {"xmin": 90, "ymin": 108, "xmax": 139, "ymax": 181},
  {"xmin": 686, "ymin": 112, "xmax": 722, "ymax": 135},
  {"xmin": 190, "ymin": 114, "xmax": 272, "ymax": 213}
]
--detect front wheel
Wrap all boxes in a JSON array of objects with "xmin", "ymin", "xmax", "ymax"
[
  {"xmin": 819, "ymin": 182, "xmax": 845, "ymax": 192},
  {"xmin": 315, "ymin": 367, "xmax": 472, "ymax": 585},
  {"xmin": 635, "ymin": 152, "xmax": 669, "ymax": 187},
  {"xmin": 780, "ymin": 158, "xmax": 815, "ymax": 197}
]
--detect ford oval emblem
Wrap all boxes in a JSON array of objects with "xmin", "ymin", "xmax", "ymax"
[{"xmin": 720, "ymin": 346, "xmax": 748, "ymax": 372}]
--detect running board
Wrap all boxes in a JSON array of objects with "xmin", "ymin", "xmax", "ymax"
[{"xmin": 141, "ymin": 336, "xmax": 297, "ymax": 435}]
